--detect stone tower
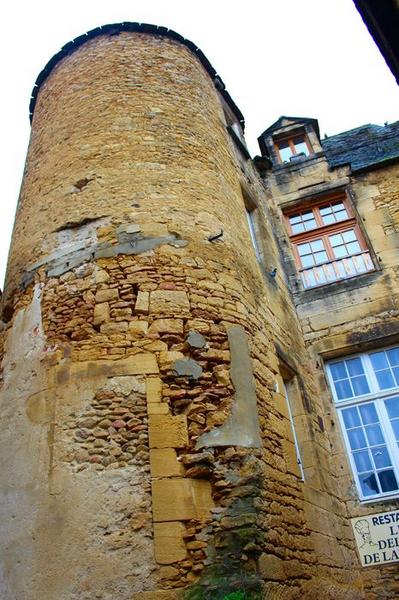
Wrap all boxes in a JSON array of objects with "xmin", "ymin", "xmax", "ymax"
[{"xmin": 0, "ymin": 23, "xmax": 367, "ymax": 600}]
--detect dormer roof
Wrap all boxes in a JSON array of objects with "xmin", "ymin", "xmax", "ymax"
[{"xmin": 258, "ymin": 116, "xmax": 320, "ymax": 139}]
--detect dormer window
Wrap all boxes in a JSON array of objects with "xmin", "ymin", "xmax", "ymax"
[{"xmin": 275, "ymin": 132, "xmax": 312, "ymax": 163}]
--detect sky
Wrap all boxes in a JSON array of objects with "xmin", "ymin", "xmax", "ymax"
[{"xmin": 0, "ymin": 0, "xmax": 398, "ymax": 288}]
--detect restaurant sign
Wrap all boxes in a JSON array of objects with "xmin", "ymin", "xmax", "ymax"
[{"xmin": 351, "ymin": 509, "xmax": 399, "ymax": 567}]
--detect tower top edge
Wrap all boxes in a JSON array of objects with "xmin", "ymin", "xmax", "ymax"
[{"xmin": 29, "ymin": 21, "xmax": 245, "ymax": 128}]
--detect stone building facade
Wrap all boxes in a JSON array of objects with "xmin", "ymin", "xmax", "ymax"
[{"xmin": 0, "ymin": 22, "xmax": 398, "ymax": 600}]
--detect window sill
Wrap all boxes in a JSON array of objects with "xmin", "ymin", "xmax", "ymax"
[
  {"xmin": 272, "ymin": 152, "xmax": 324, "ymax": 171},
  {"xmin": 359, "ymin": 493, "xmax": 399, "ymax": 505},
  {"xmin": 292, "ymin": 268, "xmax": 381, "ymax": 302}
]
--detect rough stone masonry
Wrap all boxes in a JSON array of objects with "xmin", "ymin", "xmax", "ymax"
[{"xmin": 0, "ymin": 23, "xmax": 374, "ymax": 600}]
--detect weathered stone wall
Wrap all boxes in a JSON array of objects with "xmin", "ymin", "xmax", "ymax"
[
  {"xmin": 0, "ymin": 30, "xmax": 368, "ymax": 600},
  {"xmin": 268, "ymin": 149, "xmax": 399, "ymax": 598}
]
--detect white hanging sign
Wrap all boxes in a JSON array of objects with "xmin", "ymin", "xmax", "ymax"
[{"xmin": 351, "ymin": 510, "xmax": 399, "ymax": 567}]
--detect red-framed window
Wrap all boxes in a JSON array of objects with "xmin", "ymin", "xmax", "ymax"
[
  {"xmin": 285, "ymin": 194, "xmax": 374, "ymax": 288},
  {"xmin": 274, "ymin": 131, "xmax": 312, "ymax": 163}
]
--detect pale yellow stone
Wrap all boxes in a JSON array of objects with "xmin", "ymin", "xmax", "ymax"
[
  {"xmin": 147, "ymin": 403, "xmax": 170, "ymax": 415},
  {"xmin": 60, "ymin": 353, "xmax": 159, "ymax": 381},
  {"xmin": 128, "ymin": 320, "xmax": 149, "ymax": 336},
  {"xmin": 148, "ymin": 414, "xmax": 188, "ymax": 449},
  {"xmin": 100, "ymin": 322, "xmax": 128, "ymax": 334},
  {"xmin": 135, "ymin": 291, "xmax": 150, "ymax": 314},
  {"xmin": 282, "ymin": 439, "xmax": 303, "ymax": 478},
  {"xmin": 159, "ymin": 351, "xmax": 184, "ymax": 368},
  {"xmin": 153, "ymin": 522, "xmax": 187, "ymax": 564},
  {"xmin": 144, "ymin": 340, "xmax": 168, "ymax": 352},
  {"xmin": 148, "ymin": 319, "xmax": 184, "ymax": 334},
  {"xmin": 146, "ymin": 377, "xmax": 162, "ymax": 403},
  {"xmin": 152, "ymin": 479, "xmax": 214, "ymax": 521},
  {"xmin": 150, "ymin": 448, "xmax": 185, "ymax": 477},
  {"xmin": 95, "ymin": 288, "xmax": 119, "ymax": 303},
  {"xmin": 150, "ymin": 290, "xmax": 190, "ymax": 315},
  {"xmin": 93, "ymin": 302, "xmax": 110, "ymax": 325}
]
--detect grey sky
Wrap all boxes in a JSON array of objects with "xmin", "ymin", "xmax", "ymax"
[{"xmin": 1, "ymin": 0, "xmax": 398, "ymax": 288}]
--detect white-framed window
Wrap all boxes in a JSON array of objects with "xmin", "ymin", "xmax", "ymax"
[{"xmin": 326, "ymin": 346, "xmax": 399, "ymax": 502}]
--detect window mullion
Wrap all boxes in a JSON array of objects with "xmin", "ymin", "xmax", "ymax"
[{"xmin": 363, "ymin": 353, "xmax": 379, "ymax": 394}]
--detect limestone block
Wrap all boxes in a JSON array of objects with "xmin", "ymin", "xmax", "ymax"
[
  {"xmin": 60, "ymin": 353, "xmax": 159, "ymax": 382},
  {"xmin": 148, "ymin": 319, "xmax": 184, "ymax": 334},
  {"xmin": 272, "ymin": 391, "xmax": 290, "ymax": 420},
  {"xmin": 148, "ymin": 414, "xmax": 188, "ymax": 449},
  {"xmin": 282, "ymin": 439, "xmax": 302, "ymax": 478},
  {"xmin": 135, "ymin": 291, "xmax": 149, "ymax": 314},
  {"xmin": 93, "ymin": 302, "xmax": 110, "ymax": 325},
  {"xmin": 150, "ymin": 448, "xmax": 185, "ymax": 477},
  {"xmin": 100, "ymin": 322, "xmax": 128, "ymax": 334},
  {"xmin": 150, "ymin": 290, "xmax": 190, "ymax": 315},
  {"xmin": 95, "ymin": 288, "xmax": 119, "ymax": 303},
  {"xmin": 152, "ymin": 479, "xmax": 214, "ymax": 521},
  {"xmin": 147, "ymin": 403, "xmax": 170, "ymax": 415},
  {"xmin": 146, "ymin": 377, "xmax": 162, "ymax": 403},
  {"xmin": 258, "ymin": 553, "xmax": 286, "ymax": 580},
  {"xmin": 159, "ymin": 351, "xmax": 185, "ymax": 368},
  {"xmin": 128, "ymin": 320, "xmax": 149, "ymax": 336},
  {"xmin": 153, "ymin": 522, "xmax": 187, "ymax": 564}
]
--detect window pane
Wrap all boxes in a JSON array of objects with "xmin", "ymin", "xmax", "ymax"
[
  {"xmin": 319, "ymin": 205, "xmax": 332, "ymax": 216},
  {"xmin": 346, "ymin": 358, "xmax": 364, "ymax": 377},
  {"xmin": 335, "ymin": 210, "xmax": 348, "ymax": 221},
  {"xmin": 322, "ymin": 214, "xmax": 335, "ymax": 225},
  {"xmin": 302, "ymin": 211, "xmax": 314, "ymax": 221},
  {"xmin": 385, "ymin": 397, "xmax": 399, "ymax": 419},
  {"xmin": 335, "ymin": 379, "xmax": 353, "ymax": 400},
  {"xmin": 348, "ymin": 428, "xmax": 367, "ymax": 450},
  {"xmin": 378, "ymin": 470, "xmax": 398, "ymax": 492},
  {"xmin": 371, "ymin": 446, "xmax": 392, "ymax": 469},
  {"xmin": 294, "ymin": 141, "xmax": 310, "ymax": 156},
  {"xmin": 342, "ymin": 230, "xmax": 357, "ymax": 243},
  {"xmin": 291, "ymin": 223, "xmax": 305, "ymax": 234},
  {"xmin": 279, "ymin": 145, "xmax": 293, "ymax": 162},
  {"xmin": 359, "ymin": 472, "xmax": 379, "ymax": 496},
  {"xmin": 391, "ymin": 419, "xmax": 399, "ymax": 441},
  {"xmin": 359, "ymin": 403, "xmax": 377, "ymax": 424},
  {"xmin": 331, "ymin": 202, "xmax": 345, "ymax": 212},
  {"xmin": 333, "ymin": 245, "xmax": 348, "ymax": 259},
  {"xmin": 370, "ymin": 351, "xmax": 388, "ymax": 370},
  {"xmin": 387, "ymin": 348, "xmax": 399, "ymax": 367},
  {"xmin": 347, "ymin": 241, "xmax": 361, "ymax": 254},
  {"xmin": 314, "ymin": 251, "xmax": 328, "ymax": 264},
  {"xmin": 289, "ymin": 214, "xmax": 301, "ymax": 225},
  {"xmin": 298, "ymin": 243, "xmax": 311, "ymax": 256},
  {"xmin": 329, "ymin": 234, "xmax": 343, "ymax": 247},
  {"xmin": 303, "ymin": 219, "xmax": 317, "ymax": 231},
  {"xmin": 352, "ymin": 376, "xmax": 370, "ymax": 396},
  {"xmin": 310, "ymin": 239, "xmax": 324, "ymax": 252},
  {"xmin": 342, "ymin": 407, "xmax": 361, "ymax": 428},
  {"xmin": 365, "ymin": 424, "xmax": 384, "ymax": 446},
  {"xmin": 301, "ymin": 255, "xmax": 315, "ymax": 268},
  {"xmin": 392, "ymin": 367, "xmax": 399, "ymax": 386},
  {"xmin": 376, "ymin": 369, "xmax": 395, "ymax": 390},
  {"xmin": 330, "ymin": 361, "xmax": 347, "ymax": 380},
  {"xmin": 353, "ymin": 450, "xmax": 373, "ymax": 472}
]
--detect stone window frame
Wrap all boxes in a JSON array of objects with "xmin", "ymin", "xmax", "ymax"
[
  {"xmin": 284, "ymin": 190, "xmax": 375, "ymax": 289},
  {"xmin": 326, "ymin": 345, "xmax": 399, "ymax": 503},
  {"xmin": 274, "ymin": 129, "xmax": 313, "ymax": 163}
]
